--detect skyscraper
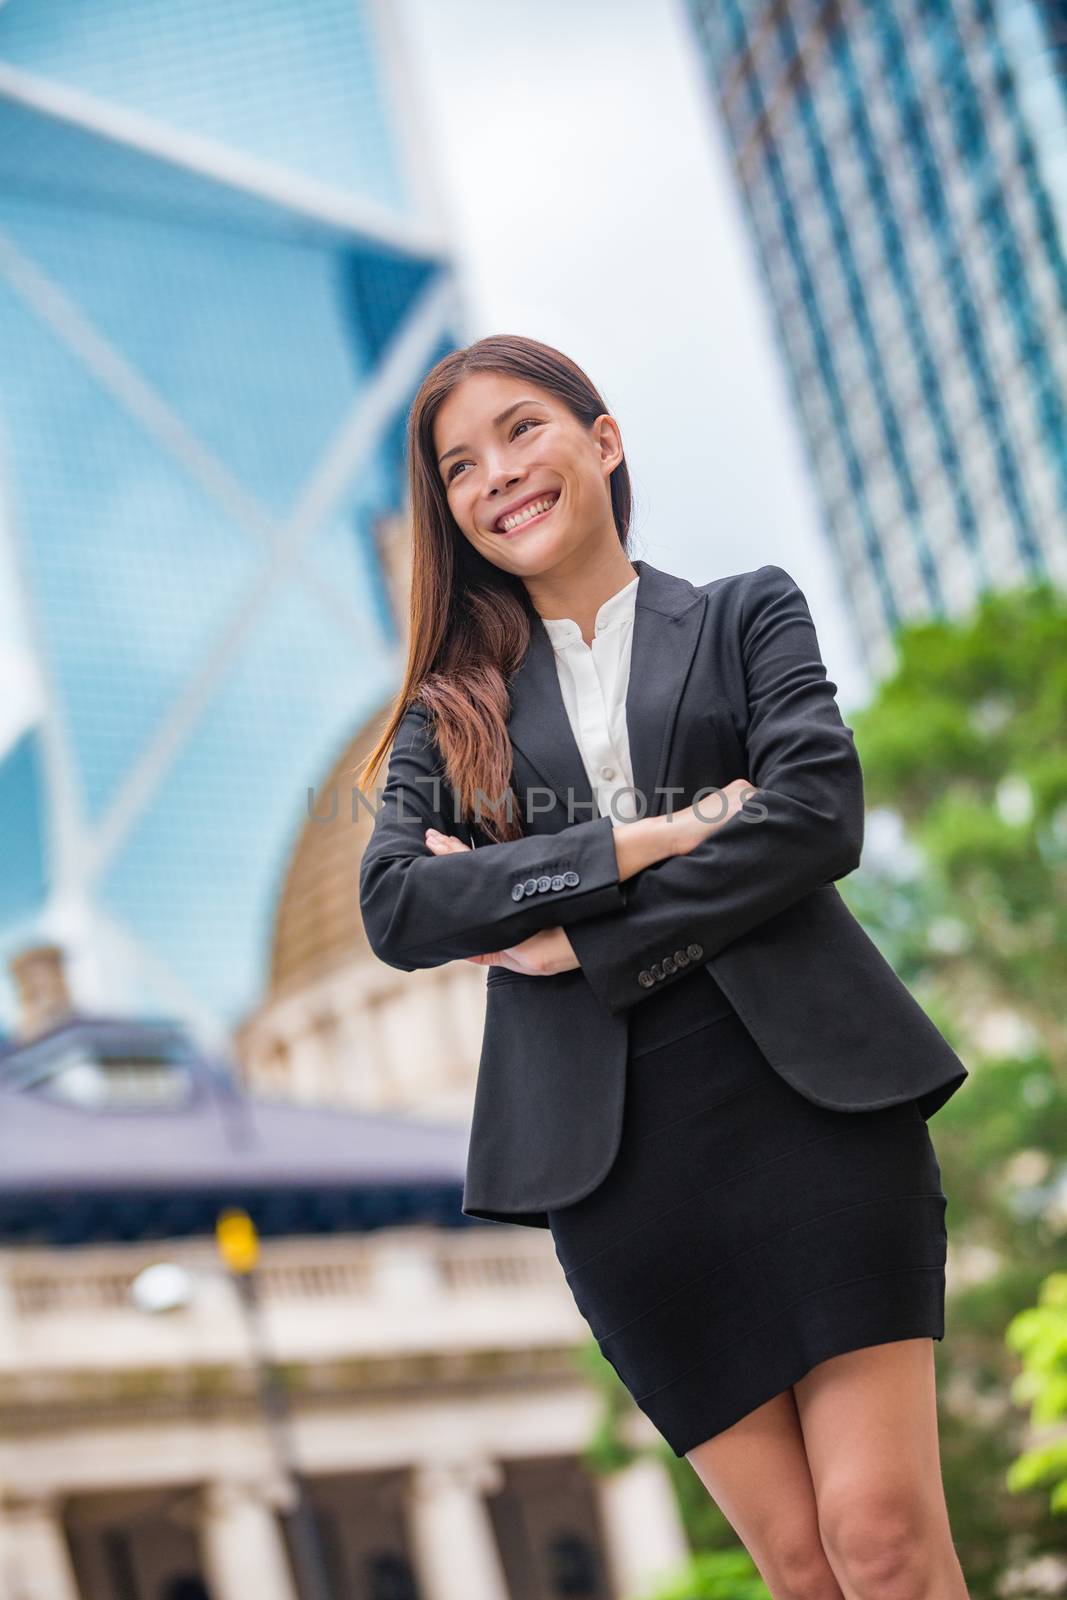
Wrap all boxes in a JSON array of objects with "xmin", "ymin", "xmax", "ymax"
[
  {"xmin": 0, "ymin": 0, "xmax": 462, "ymax": 1042},
  {"xmin": 685, "ymin": 0, "xmax": 1067, "ymax": 673}
]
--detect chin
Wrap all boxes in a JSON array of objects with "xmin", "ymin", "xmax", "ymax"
[
  {"xmin": 511, "ymin": 542, "xmax": 569, "ymax": 574},
  {"xmin": 484, "ymin": 528, "xmax": 567, "ymax": 570}
]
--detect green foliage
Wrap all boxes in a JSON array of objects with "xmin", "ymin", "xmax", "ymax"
[
  {"xmin": 636, "ymin": 1548, "xmax": 768, "ymax": 1599},
  {"xmin": 845, "ymin": 581, "xmax": 1067, "ymax": 1592},
  {"xmin": 1006, "ymin": 1273, "xmax": 1067, "ymax": 1513},
  {"xmin": 849, "ymin": 581, "xmax": 1067, "ymax": 1045}
]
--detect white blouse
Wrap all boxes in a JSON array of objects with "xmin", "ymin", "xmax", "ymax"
[{"xmin": 539, "ymin": 572, "xmax": 641, "ymax": 826}]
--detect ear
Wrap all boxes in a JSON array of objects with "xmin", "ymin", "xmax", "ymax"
[{"xmin": 593, "ymin": 413, "xmax": 624, "ymax": 476}]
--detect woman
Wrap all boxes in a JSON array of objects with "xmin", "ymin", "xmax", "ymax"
[{"xmin": 358, "ymin": 335, "xmax": 970, "ymax": 1598}]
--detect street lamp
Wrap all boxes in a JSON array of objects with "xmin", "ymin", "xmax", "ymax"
[
  {"xmin": 129, "ymin": 1261, "xmax": 194, "ymax": 1315},
  {"xmin": 214, "ymin": 1207, "xmax": 332, "ymax": 1600}
]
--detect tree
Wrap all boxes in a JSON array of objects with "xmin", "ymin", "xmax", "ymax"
[{"xmin": 847, "ymin": 580, "xmax": 1067, "ymax": 1594}]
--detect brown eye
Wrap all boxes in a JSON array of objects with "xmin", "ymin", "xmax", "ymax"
[{"xmin": 445, "ymin": 416, "xmax": 542, "ymax": 484}]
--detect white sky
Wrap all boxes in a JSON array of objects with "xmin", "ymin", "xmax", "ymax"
[{"xmin": 395, "ymin": 0, "xmax": 869, "ymax": 712}]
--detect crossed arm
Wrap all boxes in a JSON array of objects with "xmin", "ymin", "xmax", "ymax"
[
  {"xmin": 420, "ymin": 776, "xmax": 755, "ymax": 974},
  {"xmin": 562, "ymin": 565, "xmax": 864, "ymax": 1011},
  {"xmin": 359, "ymin": 564, "xmax": 864, "ymax": 1007},
  {"xmin": 358, "ymin": 705, "xmax": 634, "ymax": 971}
]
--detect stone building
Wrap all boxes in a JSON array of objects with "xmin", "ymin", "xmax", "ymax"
[{"xmin": 0, "ymin": 945, "xmax": 690, "ymax": 1600}]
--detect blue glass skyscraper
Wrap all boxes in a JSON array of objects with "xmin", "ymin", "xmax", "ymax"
[
  {"xmin": 0, "ymin": 0, "xmax": 462, "ymax": 1042},
  {"xmin": 684, "ymin": 0, "xmax": 1067, "ymax": 673}
]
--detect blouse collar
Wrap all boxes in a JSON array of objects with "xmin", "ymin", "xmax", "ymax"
[{"xmin": 540, "ymin": 571, "xmax": 639, "ymax": 651}]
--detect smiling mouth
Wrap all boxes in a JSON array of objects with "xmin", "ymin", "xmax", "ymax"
[{"xmin": 494, "ymin": 491, "xmax": 560, "ymax": 535}]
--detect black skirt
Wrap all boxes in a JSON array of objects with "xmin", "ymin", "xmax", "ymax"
[{"xmin": 546, "ymin": 967, "xmax": 948, "ymax": 1458}]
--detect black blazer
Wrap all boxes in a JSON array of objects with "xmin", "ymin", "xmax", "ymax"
[{"xmin": 359, "ymin": 560, "xmax": 968, "ymax": 1228}]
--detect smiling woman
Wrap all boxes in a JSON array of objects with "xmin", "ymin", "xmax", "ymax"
[
  {"xmin": 354, "ymin": 332, "xmax": 970, "ymax": 1596},
  {"xmin": 358, "ymin": 336, "xmax": 639, "ymax": 845},
  {"xmin": 435, "ymin": 373, "xmax": 624, "ymax": 579}
]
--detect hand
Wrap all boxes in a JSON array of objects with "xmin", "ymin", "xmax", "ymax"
[
  {"xmin": 423, "ymin": 827, "xmax": 471, "ymax": 856},
  {"xmin": 665, "ymin": 778, "xmax": 759, "ymax": 858},
  {"xmin": 423, "ymin": 827, "xmax": 580, "ymax": 975},
  {"xmin": 467, "ymin": 925, "xmax": 579, "ymax": 976}
]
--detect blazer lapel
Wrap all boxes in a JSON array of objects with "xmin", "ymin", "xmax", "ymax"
[
  {"xmin": 503, "ymin": 599, "xmax": 593, "ymax": 825},
  {"xmin": 625, "ymin": 561, "xmax": 708, "ymax": 819},
  {"xmin": 506, "ymin": 558, "xmax": 708, "ymax": 827}
]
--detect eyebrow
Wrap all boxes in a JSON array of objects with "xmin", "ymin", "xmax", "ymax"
[{"xmin": 437, "ymin": 398, "xmax": 547, "ymax": 467}]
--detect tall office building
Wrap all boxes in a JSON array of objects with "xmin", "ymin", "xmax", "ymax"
[
  {"xmin": 685, "ymin": 0, "xmax": 1067, "ymax": 674},
  {"xmin": 0, "ymin": 0, "xmax": 462, "ymax": 1042}
]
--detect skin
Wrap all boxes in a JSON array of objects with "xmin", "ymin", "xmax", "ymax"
[{"xmin": 428, "ymin": 371, "xmax": 970, "ymax": 1597}]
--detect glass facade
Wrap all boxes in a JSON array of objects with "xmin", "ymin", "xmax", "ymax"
[
  {"xmin": 685, "ymin": 0, "xmax": 1067, "ymax": 672},
  {"xmin": 0, "ymin": 0, "xmax": 459, "ymax": 1040}
]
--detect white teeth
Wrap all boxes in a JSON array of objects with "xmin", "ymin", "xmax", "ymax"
[{"xmin": 498, "ymin": 495, "xmax": 557, "ymax": 533}]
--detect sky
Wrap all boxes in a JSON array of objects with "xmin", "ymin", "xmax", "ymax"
[
  {"xmin": 395, "ymin": 0, "xmax": 869, "ymax": 712},
  {"xmin": 0, "ymin": 0, "xmax": 869, "ymax": 777}
]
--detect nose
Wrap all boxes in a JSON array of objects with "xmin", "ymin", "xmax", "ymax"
[
  {"xmin": 487, "ymin": 460, "xmax": 521, "ymax": 491},
  {"xmin": 484, "ymin": 465, "xmax": 521, "ymax": 515}
]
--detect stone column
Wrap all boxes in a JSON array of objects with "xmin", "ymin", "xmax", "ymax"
[
  {"xmin": 198, "ymin": 1478, "xmax": 299, "ymax": 1600},
  {"xmin": 406, "ymin": 1456, "xmax": 509, "ymax": 1600},
  {"xmin": 594, "ymin": 1455, "xmax": 690, "ymax": 1598},
  {"xmin": 0, "ymin": 1258, "xmax": 17, "ymax": 1365},
  {"xmin": 0, "ymin": 1490, "xmax": 82, "ymax": 1600}
]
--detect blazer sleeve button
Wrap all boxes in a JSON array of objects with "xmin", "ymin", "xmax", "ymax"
[
  {"xmin": 511, "ymin": 882, "xmax": 526, "ymax": 901},
  {"xmin": 662, "ymin": 955, "xmax": 677, "ymax": 974},
  {"xmin": 562, "ymin": 870, "xmax": 580, "ymax": 887},
  {"xmin": 638, "ymin": 969, "xmax": 655, "ymax": 988},
  {"xmin": 523, "ymin": 878, "xmax": 539, "ymax": 896},
  {"xmin": 651, "ymin": 962, "xmax": 665, "ymax": 981},
  {"xmin": 536, "ymin": 875, "xmax": 553, "ymax": 893},
  {"xmin": 674, "ymin": 949, "xmax": 690, "ymax": 967},
  {"xmin": 687, "ymin": 942, "xmax": 704, "ymax": 960},
  {"xmin": 550, "ymin": 874, "xmax": 566, "ymax": 891}
]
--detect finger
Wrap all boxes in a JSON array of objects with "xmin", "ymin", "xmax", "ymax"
[{"xmin": 425, "ymin": 828, "xmax": 471, "ymax": 853}]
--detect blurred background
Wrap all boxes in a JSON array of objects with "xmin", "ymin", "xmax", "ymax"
[{"xmin": 1, "ymin": 0, "xmax": 1066, "ymax": 1596}]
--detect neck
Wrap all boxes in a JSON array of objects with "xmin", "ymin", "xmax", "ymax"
[{"xmin": 525, "ymin": 548, "xmax": 638, "ymax": 644}]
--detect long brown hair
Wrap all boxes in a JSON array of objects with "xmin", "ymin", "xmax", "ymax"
[{"xmin": 356, "ymin": 334, "xmax": 634, "ymax": 843}]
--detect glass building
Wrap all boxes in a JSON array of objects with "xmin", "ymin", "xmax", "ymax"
[
  {"xmin": 684, "ymin": 0, "xmax": 1067, "ymax": 674},
  {"xmin": 0, "ymin": 0, "xmax": 462, "ymax": 1043}
]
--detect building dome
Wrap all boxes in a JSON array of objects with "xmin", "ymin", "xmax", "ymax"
[
  {"xmin": 268, "ymin": 508, "xmax": 414, "ymax": 1000},
  {"xmin": 268, "ymin": 705, "xmax": 391, "ymax": 998}
]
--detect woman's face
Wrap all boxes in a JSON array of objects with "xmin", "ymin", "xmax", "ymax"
[{"xmin": 432, "ymin": 371, "xmax": 623, "ymax": 574}]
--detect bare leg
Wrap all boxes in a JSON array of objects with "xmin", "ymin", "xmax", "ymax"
[
  {"xmin": 686, "ymin": 1387, "xmax": 846, "ymax": 1599},
  {"xmin": 793, "ymin": 1337, "xmax": 969, "ymax": 1599}
]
